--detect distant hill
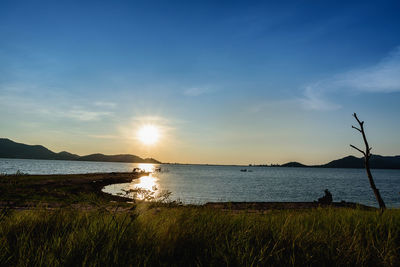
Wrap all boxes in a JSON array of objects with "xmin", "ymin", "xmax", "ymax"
[
  {"xmin": 0, "ymin": 138, "xmax": 160, "ymax": 164},
  {"xmin": 280, "ymin": 162, "xmax": 307, "ymax": 168},
  {"xmin": 320, "ymin": 156, "xmax": 364, "ymax": 169},
  {"xmin": 55, "ymin": 151, "xmax": 80, "ymax": 160},
  {"xmin": 280, "ymin": 155, "xmax": 400, "ymax": 169},
  {"xmin": 0, "ymin": 138, "xmax": 79, "ymax": 160},
  {"xmin": 320, "ymin": 155, "xmax": 400, "ymax": 169},
  {"xmin": 78, "ymin": 153, "xmax": 159, "ymax": 163},
  {"xmin": 2, "ymin": 138, "xmax": 399, "ymax": 168}
]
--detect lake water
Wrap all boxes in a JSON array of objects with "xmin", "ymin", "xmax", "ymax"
[{"xmin": 1, "ymin": 158, "xmax": 400, "ymax": 207}]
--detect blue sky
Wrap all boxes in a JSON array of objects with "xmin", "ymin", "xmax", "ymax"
[{"xmin": 1, "ymin": 0, "xmax": 400, "ymax": 164}]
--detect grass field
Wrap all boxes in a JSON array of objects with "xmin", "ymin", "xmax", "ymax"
[
  {"xmin": 1, "ymin": 204, "xmax": 399, "ymax": 266},
  {"xmin": 1, "ymin": 172, "xmax": 399, "ymax": 266}
]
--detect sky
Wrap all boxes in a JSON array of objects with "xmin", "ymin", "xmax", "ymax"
[{"xmin": 1, "ymin": 0, "xmax": 400, "ymax": 165}]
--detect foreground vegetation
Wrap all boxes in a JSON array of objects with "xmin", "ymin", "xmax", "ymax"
[
  {"xmin": 0, "ymin": 172, "xmax": 144, "ymax": 206},
  {"xmin": 1, "ymin": 204, "xmax": 400, "ymax": 266},
  {"xmin": 1, "ymin": 172, "xmax": 399, "ymax": 266}
]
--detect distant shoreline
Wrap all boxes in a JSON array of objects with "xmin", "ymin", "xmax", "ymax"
[
  {"xmin": 1, "ymin": 138, "xmax": 400, "ymax": 169},
  {"xmin": 3, "ymin": 157, "xmax": 400, "ymax": 170}
]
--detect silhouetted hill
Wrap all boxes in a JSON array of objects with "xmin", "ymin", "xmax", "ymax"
[
  {"xmin": 0, "ymin": 138, "xmax": 77, "ymax": 160},
  {"xmin": 78, "ymin": 154, "xmax": 160, "ymax": 163},
  {"xmin": 369, "ymin": 155, "xmax": 400, "ymax": 169},
  {"xmin": 55, "ymin": 151, "xmax": 80, "ymax": 160},
  {"xmin": 0, "ymin": 138, "xmax": 160, "ymax": 164},
  {"xmin": 321, "ymin": 156, "xmax": 364, "ymax": 168},
  {"xmin": 318, "ymin": 155, "xmax": 400, "ymax": 169},
  {"xmin": 280, "ymin": 162, "xmax": 307, "ymax": 168},
  {"xmin": 280, "ymin": 155, "xmax": 400, "ymax": 169}
]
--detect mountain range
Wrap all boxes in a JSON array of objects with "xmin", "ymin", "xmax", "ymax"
[
  {"xmin": 0, "ymin": 138, "xmax": 160, "ymax": 164},
  {"xmin": 1, "ymin": 138, "xmax": 400, "ymax": 168},
  {"xmin": 280, "ymin": 155, "xmax": 400, "ymax": 169}
]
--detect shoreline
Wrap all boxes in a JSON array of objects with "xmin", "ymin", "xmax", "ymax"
[
  {"xmin": 0, "ymin": 172, "xmax": 377, "ymax": 210},
  {"xmin": 0, "ymin": 172, "xmax": 147, "ymax": 208},
  {"xmin": 205, "ymin": 201, "xmax": 376, "ymax": 211}
]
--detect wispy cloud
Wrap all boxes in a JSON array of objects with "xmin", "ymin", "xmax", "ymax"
[
  {"xmin": 245, "ymin": 99, "xmax": 300, "ymax": 114},
  {"xmin": 23, "ymin": 106, "xmax": 112, "ymax": 121},
  {"xmin": 94, "ymin": 101, "xmax": 117, "ymax": 108},
  {"xmin": 340, "ymin": 48, "xmax": 400, "ymax": 93},
  {"xmin": 66, "ymin": 109, "xmax": 112, "ymax": 121},
  {"xmin": 300, "ymin": 46, "xmax": 400, "ymax": 110},
  {"xmin": 183, "ymin": 87, "xmax": 212, "ymax": 96},
  {"xmin": 130, "ymin": 115, "xmax": 175, "ymax": 125},
  {"xmin": 299, "ymin": 85, "xmax": 342, "ymax": 111},
  {"xmin": 88, "ymin": 134, "xmax": 120, "ymax": 139},
  {"xmin": 0, "ymin": 83, "xmax": 114, "ymax": 121}
]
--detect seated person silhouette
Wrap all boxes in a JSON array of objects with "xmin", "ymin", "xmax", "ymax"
[{"xmin": 318, "ymin": 189, "xmax": 333, "ymax": 204}]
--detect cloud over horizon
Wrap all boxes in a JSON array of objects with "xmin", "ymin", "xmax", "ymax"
[
  {"xmin": 0, "ymin": 83, "xmax": 114, "ymax": 122},
  {"xmin": 300, "ymin": 46, "xmax": 400, "ymax": 110}
]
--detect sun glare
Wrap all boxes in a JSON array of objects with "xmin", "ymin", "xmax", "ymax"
[{"xmin": 137, "ymin": 125, "xmax": 160, "ymax": 145}]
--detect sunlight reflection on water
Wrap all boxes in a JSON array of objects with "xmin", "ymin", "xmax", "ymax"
[
  {"xmin": 124, "ymin": 163, "xmax": 160, "ymax": 200},
  {"xmin": 131, "ymin": 175, "xmax": 158, "ymax": 191},
  {"xmin": 136, "ymin": 163, "xmax": 156, "ymax": 173}
]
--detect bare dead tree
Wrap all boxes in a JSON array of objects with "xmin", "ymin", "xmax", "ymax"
[{"xmin": 350, "ymin": 113, "xmax": 386, "ymax": 210}]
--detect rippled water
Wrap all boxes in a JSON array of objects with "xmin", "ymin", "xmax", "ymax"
[{"xmin": 1, "ymin": 158, "xmax": 400, "ymax": 207}]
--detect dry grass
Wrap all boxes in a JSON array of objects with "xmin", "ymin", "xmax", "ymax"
[{"xmin": 1, "ymin": 204, "xmax": 399, "ymax": 266}]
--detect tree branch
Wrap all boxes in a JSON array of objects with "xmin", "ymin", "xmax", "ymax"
[
  {"xmin": 351, "ymin": 125, "xmax": 362, "ymax": 133},
  {"xmin": 353, "ymin": 113, "xmax": 364, "ymax": 126},
  {"xmin": 350, "ymin": 144, "xmax": 365, "ymax": 155}
]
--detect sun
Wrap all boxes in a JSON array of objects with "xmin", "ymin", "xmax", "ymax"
[{"xmin": 137, "ymin": 125, "xmax": 160, "ymax": 145}]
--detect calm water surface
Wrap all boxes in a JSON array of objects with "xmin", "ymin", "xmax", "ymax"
[{"xmin": 1, "ymin": 158, "xmax": 400, "ymax": 207}]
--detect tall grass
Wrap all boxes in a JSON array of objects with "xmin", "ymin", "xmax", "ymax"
[{"xmin": 1, "ymin": 206, "xmax": 399, "ymax": 266}]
